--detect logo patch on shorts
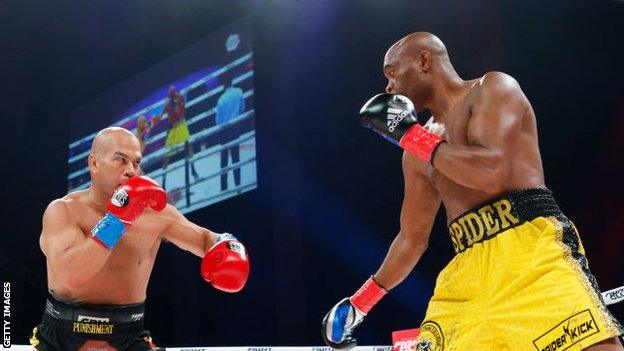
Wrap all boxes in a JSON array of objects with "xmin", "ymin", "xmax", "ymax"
[
  {"xmin": 77, "ymin": 315, "xmax": 110, "ymax": 323},
  {"xmin": 72, "ymin": 322, "xmax": 114, "ymax": 335},
  {"xmin": 110, "ymin": 189, "xmax": 129, "ymax": 207},
  {"xmin": 533, "ymin": 310, "xmax": 599, "ymax": 351},
  {"xmin": 417, "ymin": 321, "xmax": 444, "ymax": 351}
]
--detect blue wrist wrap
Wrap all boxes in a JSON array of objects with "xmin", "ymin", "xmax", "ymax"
[{"xmin": 91, "ymin": 213, "xmax": 127, "ymax": 249}]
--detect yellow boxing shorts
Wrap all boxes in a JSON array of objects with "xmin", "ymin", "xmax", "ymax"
[
  {"xmin": 165, "ymin": 119, "xmax": 190, "ymax": 148},
  {"xmin": 417, "ymin": 188, "xmax": 623, "ymax": 351}
]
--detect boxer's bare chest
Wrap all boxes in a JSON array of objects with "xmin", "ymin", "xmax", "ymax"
[
  {"xmin": 421, "ymin": 86, "xmax": 493, "ymax": 219},
  {"xmin": 73, "ymin": 202, "xmax": 164, "ymax": 268},
  {"xmin": 426, "ymin": 89, "xmax": 475, "ymax": 186},
  {"xmin": 48, "ymin": 198, "xmax": 166, "ymax": 302}
]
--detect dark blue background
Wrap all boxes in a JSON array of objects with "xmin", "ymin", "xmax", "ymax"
[{"xmin": 2, "ymin": 0, "xmax": 623, "ymax": 347}]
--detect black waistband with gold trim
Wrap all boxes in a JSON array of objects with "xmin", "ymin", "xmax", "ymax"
[
  {"xmin": 45, "ymin": 292, "xmax": 145, "ymax": 324},
  {"xmin": 448, "ymin": 188, "xmax": 561, "ymax": 254}
]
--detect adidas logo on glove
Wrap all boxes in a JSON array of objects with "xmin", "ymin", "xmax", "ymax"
[{"xmin": 386, "ymin": 107, "xmax": 410, "ymax": 132}]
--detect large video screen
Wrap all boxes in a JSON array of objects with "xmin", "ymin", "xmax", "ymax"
[{"xmin": 67, "ymin": 17, "xmax": 257, "ymax": 214}]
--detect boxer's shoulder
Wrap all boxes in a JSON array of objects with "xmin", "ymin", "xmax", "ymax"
[
  {"xmin": 45, "ymin": 191, "xmax": 102, "ymax": 226},
  {"xmin": 45, "ymin": 192, "xmax": 83, "ymax": 219},
  {"xmin": 42, "ymin": 200, "xmax": 84, "ymax": 239},
  {"xmin": 43, "ymin": 198, "xmax": 71, "ymax": 222},
  {"xmin": 138, "ymin": 203, "xmax": 178, "ymax": 227},
  {"xmin": 480, "ymin": 71, "xmax": 518, "ymax": 86},
  {"xmin": 147, "ymin": 202, "xmax": 176, "ymax": 217},
  {"xmin": 473, "ymin": 71, "xmax": 522, "ymax": 100},
  {"xmin": 59, "ymin": 189, "xmax": 90, "ymax": 206},
  {"xmin": 463, "ymin": 72, "xmax": 528, "ymax": 121}
]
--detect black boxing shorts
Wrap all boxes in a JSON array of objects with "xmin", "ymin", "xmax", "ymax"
[{"xmin": 30, "ymin": 292, "xmax": 163, "ymax": 351}]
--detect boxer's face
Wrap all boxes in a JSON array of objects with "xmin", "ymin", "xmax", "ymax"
[
  {"xmin": 90, "ymin": 132, "xmax": 143, "ymax": 191},
  {"xmin": 383, "ymin": 47, "xmax": 431, "ymax": 112}
]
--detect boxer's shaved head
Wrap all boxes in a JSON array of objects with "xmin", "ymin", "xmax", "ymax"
[
  {"xmin": 91, "ymin": 127, "xmax": 141, "ymax": 158},
  {"xmin": 88, "ymin": 127, "xmax": 143, "ymax": 190},
  {"xmin": 385, "ymin": 32, "xmax": 450, "ymax": 65},
  {"xmin": 383, "ymin": 32, "xmax": 460, "ymax": 111}
]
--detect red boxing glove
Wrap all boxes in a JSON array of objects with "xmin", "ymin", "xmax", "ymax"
[
  {"xmin": 91, "ymin": 176, "xmax": 167, "ymax": 249},
  {"xmin": 107, "ymin": 176, "xmax": 167, "ymax": 224},
  {"xmin": 201, "ymin": 234, "xmax": 249, "ymax": 293}
]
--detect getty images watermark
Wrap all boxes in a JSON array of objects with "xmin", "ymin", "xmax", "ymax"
[{"xmin": 3, "ymin": 282, "xmax": 10, "ymax": 348}]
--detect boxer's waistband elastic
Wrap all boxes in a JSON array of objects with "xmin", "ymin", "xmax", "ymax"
[
  {"xmin": 44, "ymin": 292, "xmax": 145, "ymax": 324},
  {"xmin": 448, "ymin": 188, "xmax": 562, "ymax": 254}
]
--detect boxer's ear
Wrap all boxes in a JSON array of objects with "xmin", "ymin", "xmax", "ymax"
[{"xmin": 417, "ymin": 50, "xmax": 432, "ymax": 72}]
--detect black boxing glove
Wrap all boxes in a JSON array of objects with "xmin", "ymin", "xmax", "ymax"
[{"xmin": 359, "ymin": 93, "xmax": 445, "ymax": 164}]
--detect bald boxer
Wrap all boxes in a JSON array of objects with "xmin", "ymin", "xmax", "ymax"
[
  {"xmin": 322, "ymin": 32, "xmax": 623, "ymax": 350},
  {"xmin": 32, "ymin": 127, "xmax": 249, "ymax": 351}
]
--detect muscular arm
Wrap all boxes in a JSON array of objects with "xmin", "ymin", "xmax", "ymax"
[
  {"xmin": 40, "ymin": 200, "xmax": 112, "ymax": 291},
  {"xmin": 159, "ymin": 204, "xmax": 220, "ymax": 257},
  {"xmin": 373, "ymin": 152, "xmax": 441, "ymax": 290},
  {"xmin": 432, "ymin": 72, "xmax": 527, "ymax": 194}
]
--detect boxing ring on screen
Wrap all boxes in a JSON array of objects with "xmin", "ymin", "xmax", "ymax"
[{"xmin": 66, "ymin": 17, "xmax": 257, "ymax": 215}]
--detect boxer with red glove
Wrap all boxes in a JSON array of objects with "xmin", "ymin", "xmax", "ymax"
[
  {"xmin": 359, "ymin": 93, "xmax": 444, "ymax": 164},
  {"xmin": 36, "ymin": 127, "xmax": 255, "ymax": 351},
  {"xmin": 91, "ymin": 176, "xmax": 167, "ymax": 249},
  {"xmin": 201, "ymin": 233, "xmax": 249, "ymax": 292}
]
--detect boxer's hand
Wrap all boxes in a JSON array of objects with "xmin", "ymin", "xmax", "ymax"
[
  {"xmin": 107, "ymin": 176, "xmax": 167, "ymax": 222},
  {"xmin": 321, "ymin": 298, "xmax": 365, "ymax": 350},
  {"xmin": 359, "ymin": 93, "xmax": 445, "ymax": 164},
  {"xmin": 201, "ymin": 233, "xmax": 250, "ymax": 293},
  {"xmin": 321, "ymin": 277, "xmax": 388, "ymax": 350},
  {"xmin": 91, "ymin": 176, "xmax": 167, "ymax": 249}
]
